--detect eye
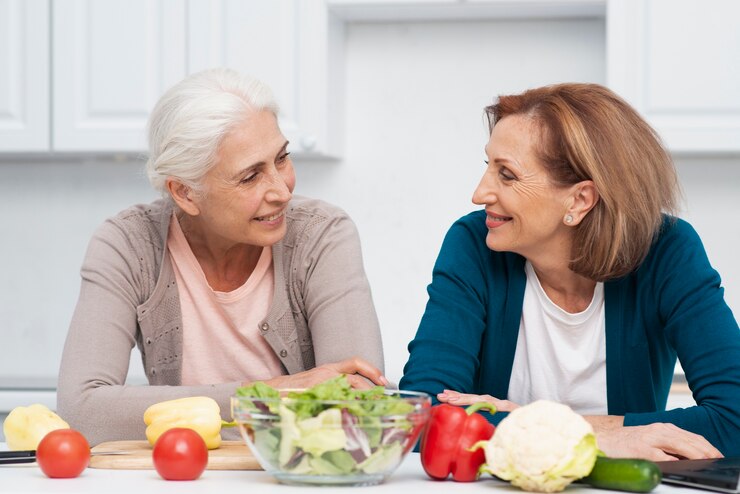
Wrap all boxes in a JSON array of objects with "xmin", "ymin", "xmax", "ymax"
[
  {"xmin": 239, "ymin": 172, "xmax": 259, "ymax": 185},
  {"xmin": 276, "ymin": 152, "xmax": 291, "ymax": 165},
  {"xmin": 498, "ymin": 167, "xmax": 516, "ymax": 181}
]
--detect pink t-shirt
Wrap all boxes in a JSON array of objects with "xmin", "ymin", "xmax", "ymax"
[{"xmin": 167, "ymin": 213, "xmax": 285, "ymax": 386}]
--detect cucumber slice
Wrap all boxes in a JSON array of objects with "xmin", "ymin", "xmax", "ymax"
[{"xmin": 581, "ymin": 457, "xmax": 662, "ymax": 493}]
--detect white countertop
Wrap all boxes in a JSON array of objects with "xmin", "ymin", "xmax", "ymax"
[{"xmin": 0, "ymin": 447, "xmax": 704, "ymax": 494}]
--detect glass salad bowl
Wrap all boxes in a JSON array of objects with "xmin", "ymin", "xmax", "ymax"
[{"xmin": 231, "ymin": 378, "xmax": 430, "ymax": 486}]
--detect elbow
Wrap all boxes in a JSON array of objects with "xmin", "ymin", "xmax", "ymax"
[{"xmin": 57, "ymin": 381, "xmax": 137, "ymax": 447}]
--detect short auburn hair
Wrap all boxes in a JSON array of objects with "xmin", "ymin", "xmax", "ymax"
[{"xmin": 486, "ymin": 83, "xmax": 680, "ymax": 281}]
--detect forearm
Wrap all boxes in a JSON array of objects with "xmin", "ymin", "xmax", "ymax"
[
  {"xmin": 585, "ymin": 415, "xmax": 624, "ymax": 432},
  {"xmin": 57, "ymin": 379, "xmax": 240, "ymax": 446}
]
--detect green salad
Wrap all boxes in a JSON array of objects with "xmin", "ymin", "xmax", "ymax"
[{"xmin": 235, "ymin": 376, "xmax": 419, "ymax": 476}]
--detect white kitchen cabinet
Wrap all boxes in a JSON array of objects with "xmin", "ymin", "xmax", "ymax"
[
  {"xmin": 0, "ymin": 0, "xmax": 49, "ymax": 151},
  {"xmin": 188, "ymin": 0, "xmax": 342, "ymax": 158},
  {"xmin": 327, "ymin": 0, "xmax": 604, "ymax": 21},
  {"xmin": 52, "ymin": 0, "xmax": 187, "ymax": 151},
  {"xmin": 607, "ymin": 0, "xmax": 740, "ymax": 153},
  {"xmin": 1, "ymin": 0, "xmax": 340, "ymax": 156},
  {"xmin": 52, "ymin": 0, "xmax": 340, "ymax": 156},
  {"xmin": 1, "ymin": 0, "xmax": 738, "ymax": 155}
]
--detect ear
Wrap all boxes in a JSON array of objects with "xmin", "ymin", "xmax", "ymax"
[
  {"xmin": 166, "ymin": 178, "xmax": 200, "ymax": 216},
  {"xmin": 565, "ymin": 180, "xmax": 599, "ymax": 225}
]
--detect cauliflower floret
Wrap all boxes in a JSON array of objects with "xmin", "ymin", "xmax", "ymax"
[{"xmin": 482, "ymin": 400, "xmax": 598, "ymax": 492}]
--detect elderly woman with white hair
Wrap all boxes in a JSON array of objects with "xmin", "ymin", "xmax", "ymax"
[{"xmin": 57, "ymin": 68, "xmax": 386, "ymax": 445}]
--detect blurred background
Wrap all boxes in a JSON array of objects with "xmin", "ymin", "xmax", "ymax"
[{"xmin": 1, "ymin": 0, "xmax": 738, "ymax": 436}]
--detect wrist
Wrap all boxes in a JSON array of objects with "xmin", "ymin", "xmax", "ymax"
[{"xmin": 585, "ymin": 415, "xmax": 624, "ymax": 433}]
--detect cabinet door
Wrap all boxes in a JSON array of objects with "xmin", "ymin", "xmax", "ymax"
[
  {"xmin": 0, "ymin": 0, "xmax": 49, "ymax": 151},
  {"xmin": 608, "ymin": 0, "xmax": 740, "ymax": 154},
  {"xmin": 188, "ymin": 0, "xmax": 341, "ymax": 158},
  {"xmin": 52, "ymin": 0, "xmax": 187, "ymax": 151}
]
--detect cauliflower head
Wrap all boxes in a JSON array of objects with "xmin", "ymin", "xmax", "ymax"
[{"xmin": 482, "ymin": 400, "xmax": 598, "ymax": 493}]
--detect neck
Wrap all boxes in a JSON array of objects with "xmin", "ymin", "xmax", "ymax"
[
  {"xmin": 177, "ymin": 213, "xmax": 263, "ymax": 292},
  {"xmin": 528, "ymin": 257, "xmax": 597, "ymax": 314}
]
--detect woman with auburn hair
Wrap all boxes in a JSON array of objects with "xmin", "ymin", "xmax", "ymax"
[{"xmin": 400, "ymin": 83, "xmax": 740, "ymax": 460}]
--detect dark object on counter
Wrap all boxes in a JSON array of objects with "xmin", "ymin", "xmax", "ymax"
[
  {"xmin": 656, "ymin": 457, "xmax": 740, "ymax": 494},
  {"xmin": 0, "ymin": 449, "xmax": 36, "ymax": 465}
]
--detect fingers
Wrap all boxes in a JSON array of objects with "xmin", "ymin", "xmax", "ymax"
[
  {"xmin": 642, "ymin": 449, "xmax": 681, "ymax": 462},
  {"xmin": 646, "ymin": 423, "xmax": 723, "ymax": 460},
  {"xmin": 437, "ymin": 390, "xmax": 487, "ymax": 405},
  {"xmin": 597, "ymin": 423, "xmax": 722, "ymax": 461},
  {"xmin": 264, "ymin": 358, "xmax": 388, "ymax": 390},
  {"xmin": 264, "ymin": 369, "xmax": 324, "ymax": 390},
  {"xmin": 436, "ymin": 390, "xmax": 519, "ymax": 410},
  {"xmin": 436, "ymin": 390, "xmax": 456, "ymax": 403},
  {"xmin": 331, "ymin": 357, "xmax": 389, "ymax": 387},
  {"xmin": 345, "ymin": 373, "xmax": 375, "ymax": 390}
]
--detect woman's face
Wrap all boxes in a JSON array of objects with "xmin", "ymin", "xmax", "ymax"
[
  {"xmin": 189, "ymin": 110, "xmax": 295, "ymax": 248},
  {"xmin": 472, "ymin": 115, "xmax": 573, "ymax": 260}
]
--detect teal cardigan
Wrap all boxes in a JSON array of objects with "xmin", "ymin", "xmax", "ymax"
[{"xmin": 400, "ymin": 211, "xmax": 740, "ymax": 455}]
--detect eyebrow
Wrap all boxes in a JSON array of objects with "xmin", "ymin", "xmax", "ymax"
[
  {"xmin": 494, "ymin": 157, "xmax": 525, "ymax": 172},
  {"xmin": 229, "ymin": 140, "xmax": 290, "ymax": 181}
]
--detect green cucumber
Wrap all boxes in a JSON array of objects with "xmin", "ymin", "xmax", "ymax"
[{"xmin": 581, "ymin": 457, "xmax": 662, "ymax": 493}]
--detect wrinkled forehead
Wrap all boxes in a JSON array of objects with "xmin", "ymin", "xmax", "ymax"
[{"xmin": 487, "ymin": 114, "xmax": 545, "ymax": 154}]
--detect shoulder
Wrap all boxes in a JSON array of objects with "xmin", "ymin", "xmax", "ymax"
[
  {"xmin": 654, "ymin": 216, "xmax": 701, "ymax": 245},
  {"xmin": 443, "ymin": 209, "xmax": 504, "ymax": 259},
  {"xmin": 642, "ymin": 216, "xmax": 706, "ymax": 270},
  {"xmin": 632, "ymin": 216, "xmax": 721, "ymax": 303},
  {"xmin": 91, "ymin": 198, "xmax": 173, "ymax": 252},
  {"xmin": 436, "ymin": 209, "xmax": 522, "ymax": 272},
  {"xmin": 448, "ymin": 209, "xmax": 488, "ymax": 242},
  {"xmin": 284, "ymin": 195, "xmax": 355, "ymax": 241},
  {"xmin": 286, "ymin": 195, "xmax": 350, "ymax": 223}
]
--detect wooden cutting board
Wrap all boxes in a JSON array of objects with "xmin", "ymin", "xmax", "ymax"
[{"xmin": 89, "ymin": 440, "xmax": 261, "ymax": 470}]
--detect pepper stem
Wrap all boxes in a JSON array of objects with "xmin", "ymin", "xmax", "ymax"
[
  {"xmin": 465, "ymin": 402, "xmax": 497, "ymax": 415},
  {"xmin": 221, "ymin": 419, "xmax": 238, "ymax": 428}
]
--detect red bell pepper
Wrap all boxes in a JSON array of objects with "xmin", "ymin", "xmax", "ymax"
[{"xmin": 420, "ymin": 402, "xmax": 496, "ymax": 482}]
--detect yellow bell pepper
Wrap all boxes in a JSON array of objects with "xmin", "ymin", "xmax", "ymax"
[
  {"xmin": 143, "ymin": 396, "xmax": 224, "ymax": 450},
  {"xmin": 3, "ymin": 404, "xmax": 70, "ymax": 450}
]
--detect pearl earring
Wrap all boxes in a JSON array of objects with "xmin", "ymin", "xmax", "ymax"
[{"xmin": 565, "ymin": 214, "xmax": 574, "ymax": 224}]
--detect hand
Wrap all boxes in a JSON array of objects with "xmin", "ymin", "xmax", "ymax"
[
  {"xmin": 594, "ymin": 422, "xmax": 723, "ymax": 461},
  {"xmin": 251, "ymin": 357, "xmax": 388, "ymax": 390},
  {"xmin": 436, "ymin": 389, "xmax": 520, "ymax": 412}
]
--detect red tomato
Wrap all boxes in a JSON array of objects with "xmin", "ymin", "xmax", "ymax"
[
  {"xmin": 36, "ymin": 429, "xmax": 90, "ymax": 478},
  {"xmin": 152, "ymin": 428, "xmax": 208, "ymax": 481}
]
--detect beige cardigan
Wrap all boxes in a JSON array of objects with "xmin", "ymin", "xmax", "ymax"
[{"xmin": 57, "ymin": 196, "xmax": 384, "ymax": 445}]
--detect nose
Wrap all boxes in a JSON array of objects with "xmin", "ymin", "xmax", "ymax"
[
  {"xmin": 265, "ymin": 166, "xmax": 293, "ymax": 203},
  {"xmin": 472, "ymin": 173, "xmax": 496, "ymax": 206}
]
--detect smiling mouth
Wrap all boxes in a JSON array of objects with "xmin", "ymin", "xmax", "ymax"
[
  {"xmin": 254, "ymin": 209, "xmax": 286, "ymax": 222},
  {"xmin": 488, "ymin": 214, "xmax": 512, "ymax": 222}
]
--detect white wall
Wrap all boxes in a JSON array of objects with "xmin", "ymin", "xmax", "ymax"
[
  {"xmin": 0, "ymin": 159, "xmax": 156, "ymax": 384},
  {"xmin": 0, "ymin": 17, "xmax": 737, "ymax": 403}
]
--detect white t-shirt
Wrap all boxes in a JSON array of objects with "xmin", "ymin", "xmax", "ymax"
[{"xmin": 507, "ymin": 261, "xmax": 608, "ymax": 415}]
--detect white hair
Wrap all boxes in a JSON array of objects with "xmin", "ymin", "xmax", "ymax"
[{"xmin": 145, "ymin": 67, "xmax": 279, "ymax": 195}]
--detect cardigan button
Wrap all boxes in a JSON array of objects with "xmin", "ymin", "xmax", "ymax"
[
  {"xmin": 150, "ymin": 368, "xmax": 156, "ymax": 376},
  {"xmin": 261, "ymin": 323, "xmax": 269, "ymax": 332},
  {"xmin": 146, "ymin": 338, "xmax": 152, "ymax": 345},
  {"xmin": 279, "ymin": 350, "xmax": 288, "ymax": 358}
]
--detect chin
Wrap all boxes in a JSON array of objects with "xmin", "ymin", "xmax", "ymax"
[
  {"xmin": 258, "ymin": 225, "xmax": 288, "ymax": 246},
  {"xmin": 485, "ymin": 235, "xmax": 511, "ymax": 253}
]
